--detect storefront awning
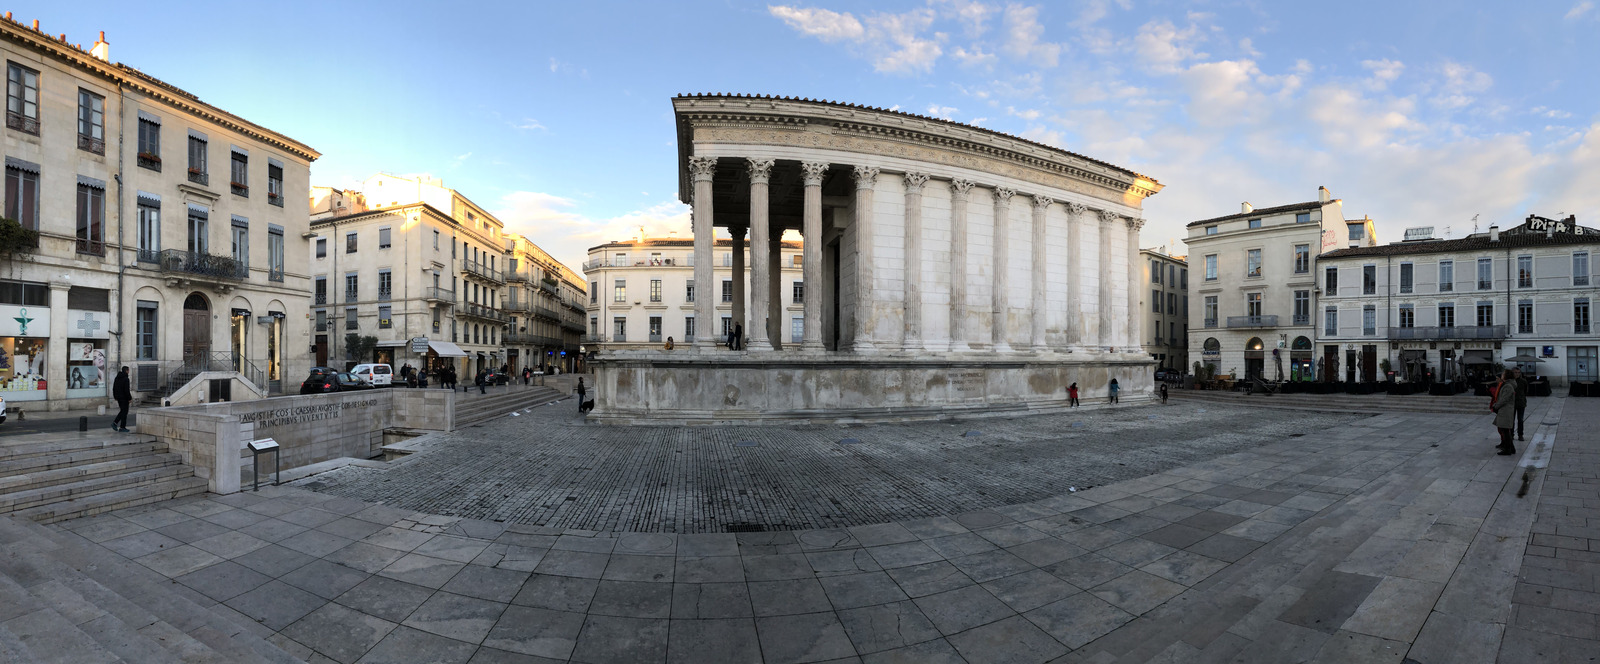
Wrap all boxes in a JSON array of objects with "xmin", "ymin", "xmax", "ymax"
[{"xmin": 428, "ymin": 341, "xmax": 467, "ymax": 357}]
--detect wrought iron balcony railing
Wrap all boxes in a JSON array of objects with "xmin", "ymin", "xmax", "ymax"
[
  {"xmin": 1225, "ymin": 315, "xmax": 1279, "ymax": 328},
  {"xmin": 75, "ymin": 237, "xmax": 105, "ymax": 256},
  {"xmin": 1292, "ymin": 314, "xmax": 1310, "ymax": 326},
  {"xmin": 533, "ymin": 305, "xmax": 561, "ymax": 321},
  {"xmin": 269, "ymin": 267, "xmax": 284, "ymax": 282},
  {"xmin": 462, "ymin": 261, "xmax": 504, "ymax": 284},
  {"xmin": 158, "ymin": 249, "xmax": 247, "ymax": 281},
  {"xmin": 507, "ymin": 270, "xmax": 530, "ymax": 283},
  {"xmin": 1386, "ymin": 325, "xmax": 1507, "ymax": 341},
  {"xmin": 78, "ymin": 134, "xmax": 105, "ymax": 155},
  {"xmin": 187, "ymin": 169, "xmax": 208, "ymax": 186},
  {"xmin": 424, "ymin": 287, "xmax": 455, "ymax": 304},
  {"xmin": 7, "ymin": 111, "xmax": 39, "ymax": 135}
]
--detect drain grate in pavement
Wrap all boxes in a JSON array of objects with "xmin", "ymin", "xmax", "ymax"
[{"xmin": 725, "ymin": 523, "xmax": 767, "ymax": 533}]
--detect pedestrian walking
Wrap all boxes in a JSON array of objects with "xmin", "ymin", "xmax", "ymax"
[
  {"xmin": 1159, "ymin": 383, "xmax": 1169, "ymax": 404},
  {"xmin": 111, "ymin": 366, "xmax": 132, "ymax": 433},
  {"xmin": 1067, "ymin": 382, "xmax": 1080, "ymax": 407},
  {"xmin": 1513, "ymin": 367, "xmax": 1529, "ymax": 441},
  {"xmin": 475, "ymin": 369, "xmax": 488, "ymax": 394},
  {"xmin": 1108, "ymin": 378, "xmax": 1120, "ymax": 404},
  {"xmin": 418, "ymin": 370, "xmax": 429, "ymax": 389},
  {"xmin": 1491, "ymin": 369, "xmax": 1517, "ymax": 456},
  {"xmin": 577, "ymin": 377, "xmax": 587, "ymax": 411},
  {"xmin": 523, "ymin": 367, "xmax": 532, "ymax": 385}
]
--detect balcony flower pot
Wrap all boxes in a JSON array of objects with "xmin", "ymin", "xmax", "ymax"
[
  {"xmin": 138, "ymin": 152, "xmax": 161, "ymax": 163},
  {"xmin": 188, "ymin": 168, "xmax": 202, "ymax": 175}
]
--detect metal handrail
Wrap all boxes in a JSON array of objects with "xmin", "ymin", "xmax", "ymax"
[
  {"xmin": 1387, "ymin": 325, "xmax": 1507, "ymax": 340},
  {"xmin": 159, "ymin": 249, "xmax": 247, "ymax": 281}
]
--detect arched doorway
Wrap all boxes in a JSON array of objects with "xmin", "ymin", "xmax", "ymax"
[
  {"xmin": 183, "ymin": 293, "xmax": 210, "ymax": 365},
  {"xmin": 1244, "ymin": 337, "xmax": 1264, "ymax": 380},
  {"xmin": 1290, "ymin": 336, "xmax": 1314, "ymax": 381},
  {"xmin": 1202, "ymin": 337, "xmax": 1221, "ymax": 374}
]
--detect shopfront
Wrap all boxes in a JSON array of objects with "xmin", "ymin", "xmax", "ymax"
[
  {"xmin": 1289, "ymin": 336, "xmax": 1314, "ymax": 381},
  {"xmin": 1, "ymin": 303, "xmax": 50, "ymax": 402},
  {"xmin": 66, "ymin": 309, "xmax": 111, "ymax": 399},
  {"xmin": 1244, "ymin": 337, "xmax": 1264, "ymax": 381}
]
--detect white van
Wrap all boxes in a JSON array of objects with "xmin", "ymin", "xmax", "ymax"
[{"xmin": 350, "ymin": 363, "xmax": 393, "ymax": 387}]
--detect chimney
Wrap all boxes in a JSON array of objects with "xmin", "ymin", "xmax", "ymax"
[
  {"xmin": 1318, "ymin": 186, "xmax": 1331, "ymax": 203},
  {"xmin": 1489, "ymin": 225, "xmax": 1500, "ymax": 242},
  {"xmin": 1242, "ymin": 202, "xmax": 1253, "ymax": 214},
  {"xmin": 90, "ymin": 31, "xmax": 108, "ymax": 61}
]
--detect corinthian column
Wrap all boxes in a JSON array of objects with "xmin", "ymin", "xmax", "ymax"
[
  {"xmin": 1066, "ymin": 202, "xmax": 1088, "ymax": 351},
  {"xmin": 1127, "ymin": 217, "xmax": 1145, "ymax": 355},
  {"xmin": 991, "ymin": 187, "xmax": 1015, "ymax": 352},
  {"xmin": 1031, "ymin": 194, "xmax": 1053, "ymax": 352},
  {"xmin": 851, "ymin": 165, "xmax": 880, "ymax": 352},
  {"xmin": 800, "ymin": 161, "xmax": 827, "ymax": 351},
  {"xmin": 948, "ymin": 179, "xmax": 974, "ymax": 351},
  {"xmin": 1098, "ymin": 209, "xmax": 1119, "ymax": 352},
  {"xmin": 730, "ymin": 224, "xmax": 747, "ymax": 345},
  {"xmin": 768, "ymin": 236, "xmax": 782, "ymax": 350},
  {"xmin": 902, "ymin": 172, "xmax": 929, "ymax": 351},
  {"xmin": 746, "ymin": 158, "xmax": 774, "ymax": 351},
  {"xmin": 690, "ymin": 156, "xmax": 717, "ymax": 349}
]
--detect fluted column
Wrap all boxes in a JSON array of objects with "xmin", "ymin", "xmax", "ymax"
[
  {"xmin": 690, "ymin": 156, "xmax": 717, "ymax": 349},
  {"xmin": 1127, "ymin": 217, "xmax": 1145, "ymax": 355},
  {"xmin": 1098, "ymin": 209, "xmax": 1118, "ymax": 351},
  {"xmin": 1031, "ymin": 194, "xmax": 1052, "ymax": 352},
  {"xmin": 991, "ymin": 187, "xmax": 1015, "ymax": 352},
  {"xmin": 851, "ymin": 166, "xmax": 879, "ymax": 352},
  {"xmin": 902, "ymin": 172, "xmax": 929, "ymax": 351},
  {"xmin": 730, "ymin": 225, "xmax": 747, "ymax": 346},
  {"xmin": 768, "ymin": 236, "xmax": 782, "ymax": 350},
  {"xmin": 801, "ymin": 161, "xmax": 827, "ymax": 351},
  {"xmin": 948, "ymin": 179, "xmax": 974, "ymax": 351},
  {"xmin": 1066, "ymin": 203, "xmax": 1087, "ymax": 351},
  {"xmin": 746, "ymin": 158, "xmax": 773, "ymax": 351}
]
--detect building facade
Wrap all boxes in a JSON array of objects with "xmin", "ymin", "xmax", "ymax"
[
  {"xmin": 1317, "ymin": 216, "xmax": 1598, "ymax": 386},
  {"xmin": 1185, "ymin": 188, "xmax": 1373, "ymax": 381},
  {"xmin": 505, "ymin": 234, "xmax": 585, "ymax": 373},
  {"xmin": 1141, "ymin": 248, "xmax": 1188, "ymax": 371},
  {"xmin": 1, "ymin": 21, "xmax": 318, "ymax": 409},
  {"xmin": 583, "ymin": 237, "xmax": 805, "ymax": 352}
]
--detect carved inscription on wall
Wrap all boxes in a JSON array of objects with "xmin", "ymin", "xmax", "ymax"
[
  {"xmin": 239, "ymin": 399, "xmax": 380, "ymax": 430},
  {"xmin": 950, "ymin": 370, "xmax": 986, "ymax": 395}
]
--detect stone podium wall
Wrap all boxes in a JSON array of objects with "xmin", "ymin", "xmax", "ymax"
[
  {"xmin": 591, "ymin": 354, "xmax": 1153, "ymax": 424},
  {"xmin": 139, "ymin": 388, "xmax": 454, "ymax": 493}
]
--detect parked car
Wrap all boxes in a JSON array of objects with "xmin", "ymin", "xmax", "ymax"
[
  {"xmin": 1154, "ymin": 368, "xmax": 1180, "ymax": 382},
  {"xmin": 299, "ymin": 368, "xmax": 369, "ymax": 394},
  {"xmin": 483, "ymin": 370, "xmax": 512, "ymax": 386},
  {"xmin": 350, "ymin": 363, "xmax": 394, "ymax": 387},
  {"xmin": 1, "ymin": 395, "xmax": 6, "ymax": 425}
]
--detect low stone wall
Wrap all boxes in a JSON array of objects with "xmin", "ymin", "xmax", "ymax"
[
  {"xmin": 139, "ymin": 388, "xmax": 454, "ymax": 493},
  {"xmin": 164, "ymin": 371, "xmax": 267, "ymax": 406},
  {"xmin": 590, "ymin": 352, "xmax": 1154, "ymax": 424}
]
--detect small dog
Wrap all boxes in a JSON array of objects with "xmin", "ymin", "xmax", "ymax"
[{"xmin": 579, "ymin": 399, "xmax": 595, "ymax": 413}]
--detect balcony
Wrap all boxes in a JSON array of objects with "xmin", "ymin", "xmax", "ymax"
[
  {"xmin": 231, "ymin": 181, "xmax": 249, "ymax": 197},
  {"xmin": 158, "ymin": 249, "xmax": 247, "ymax": 281},
  {"xmin": 583, "ymin": 335, "xmax": 605, "ymax": 344},
  {"xmin": 137, "ymin": 248, "xmax": 160, "ymax": 264},
  {"xmin": 502, "ymin": 299, "xmax": 531, "ymax": 314},
  {"xmin": 75, "ymin": 237, "xmax": 105, "ymax": 256},
  {"xmin": 187, "ymin": 169, "xmax": 208, "ymax": 186},
  {"xmin": 458, "ymin": 302, "xmax": 508, "ymax": 323},
  {"xmin": 269, "ymin": 267, "xmax": 284, "ymax": 282},
  {"xmin": 378, "ymin": 288, "xmax": 392, "ymax": 301},
  {"xmin": 137, "ymin": 152, "xmax": 161, "ymax": 171},
  {"xmin": 1387, "ymin": 325, "xmax": 1507, "ymax": 341},
  {"xmin": 533, "ymin": 305, "xmax": 561, "ymax": 322},
  {"xmin": 507, "ymin": 271, "xmax": 529, "ymax": 283},
  {"xmin": 78, "ymin": 133, "xmax": 105, "ymax": 155},
  {"xmin": 463, "ymin": 261, "xmax": 504, "ymax": 284},
  {"xmin": 1225, "ymin": 315, "xmax": 1279, "ymax": 329},
  {"xmin": 6, "ymin": 111, "xmax": 39, "ymax": 135},
  {"xmin": 345, "ymin": 290, "xmax": 358, "ymax": 303},
  {"xmin": 562, "ymin": 319, "xmax": 587, "ymax": 333},
  {"xmin": 424, "ymin": 287, "xmax": 455, "ymax": 304},
  {"xmin": 1203, "ymin": 318, "xmax": 1218, "ymax": 328},
  {"xmin": 583, "ymin": 257, "xmax": 690, "ymax": 270},
  {"xmin": 315, "ymin": 293, "xmax": 327, "ymax": 305},
  {"xmin": 268, "ymin": 192, "xmax": 284, "ymax": 207},
  {"xmin": 539, "ymin": 277, "xmax": 559, "ymax": 295},
  {"xmin": 1292, "ymin": 314, "xmax": 1310, "ymax": 326}
]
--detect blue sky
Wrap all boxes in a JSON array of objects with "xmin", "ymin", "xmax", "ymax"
[{"xmin": 24, "ymin": 0, "xmax": 1600, "ymax": 269}]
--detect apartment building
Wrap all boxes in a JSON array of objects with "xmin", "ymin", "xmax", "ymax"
[
  {"xmin": 504, "ymin": 234, "xmax": 586, "ymax": 373},
  {"xmin": 1317, "ymin": 216, "xmax": 1598, "ymax": 386},
  {"xmin": 1141, "ymin": 248, "xmax": 1188, "ymax": 371},
  {"xmin": 0, "ymin": 20, "xmax": 318, "ymax": 408},
  {"xmin": 1185, "ymin": 187, "xmax": 1374, "ymax": 380},
  {"xmin": 583, "ymin": 237, "xmax": 803, "ymax": 351}
]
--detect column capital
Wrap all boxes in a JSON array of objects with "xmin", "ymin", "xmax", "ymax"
[
  {"xmin": 1126, "ymin": 217, "xmax": 1146, "ymax": 232},
  {"xmin": 800, "ymin": 161, "xmax": 829, "ymax": 187},
  {"xmin": 1066, "ymin": 202, "xmax": 1089, "ymax": 217},
  {"xmin": 688, "ymin": 156, "xmax": 718, "ymax": 182},
  {"xmin": 1098, "ymin": 209, "xmax": 1121, "ymax": 225},
  {"xmin": 729, "ymin": 224, "xmax": 748, "ymax": 239},
  {"xmin": 746, "ymin": 157, "xmax": 775, "ymax": 184},
  {"xmin": 993, "ymin": 186, "xmax": 1016, "ymax": 201},
  {"xmin": 950, "ymin": 178, "xmax": 975, "ymax": 199},
  {"xmin": 903, "ymin": 171, "xmax": 930, "ymax": 193},
  {"xmin": 1032, "ymin": 194, "xmax": 1054, "ymax": 209},
  {"xmin": 852, "ymin": 165, "xmax": 880, "ymax": 189}
]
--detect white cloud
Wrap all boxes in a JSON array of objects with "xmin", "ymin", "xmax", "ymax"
[
  {"xmin": 1006, "ymin": 106, "xmax": 1041, "ymax": 120},
  {"xmin": 767, "ymin": 6, "xmax": 864, "ymax": 41},
  {"xmin": 1000, "ymin": 4, "xmax": 1063, "ymax": 67},
  {"xmin": 1431, "ymin": 60, "xmax": 1493, "ymax": 109},
  {"xmin": 1360, "ymin": 58, "xmax": 1404, "ymax": 90},
  {"xmin": 768, "ymin": 5, "xmax": 944, "ymax": 74},
  {"xmin": 511, "ymin": 118, "xmax": 546, "ymax": 131},
  {"xmin": 1565, "ymin": 1, "xmax": 1594, "ymax": 20},
  {"xmin": 1179, "ymin": 59, "xmax": 1262, "ymax": 126},
  {"xmin": 926, "ymin": 104, "xmax": 959, "ymax": 119},
  {"xmin": 932, "ymin": 0, "xmax": 992, "ymax": 37},
  {"xmin": 951, "ymin": 45, "xmax": 998, "ymax": 67},
  {"xmin": 1132, "ymin": 19, "xmax": 1205, "ymax": 73},
  {"xmin": 450, "ymin": 152, "xmax": 472, "ymax": 168}
]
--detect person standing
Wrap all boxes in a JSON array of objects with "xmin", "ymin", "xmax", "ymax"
[
  {"xmin": 1491, "ymin": 369, "xmax": 1517, "ymax": 456},
  {"xmin": 1067, "ymin": 383, "xmax": 1080, "ymax": 407},
  {"xmin": 1108, "ymin": 378, "xmax": 1120, "ymax": 404},
  {"xmin": 577, "ymin": 377, "xmax": 587, "ymax": 411},
  {"xmin": 1160, "ymin": 383, "xmax": 1169, "ymax": 404},
  {"xmin": 1513, "ymin": 367, "xmax": 1529, "ymax": 441},
  {"xmin": 475, "ymin": 369, "xmax": 488, "ymax": 394},
  {"xmin": 111, "ymin": 366, "xmax": 132, "ymax": 433}
]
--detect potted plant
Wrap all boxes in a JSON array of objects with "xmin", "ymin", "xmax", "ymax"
[
  {"xmin": 138, "ymin": 151, "xmax": 161, "ymax": 163},
  {"xmin": 188, "ymin": 167, "xmax": 202, "ymax": 175}
]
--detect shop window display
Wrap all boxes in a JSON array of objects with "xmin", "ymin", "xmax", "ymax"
[
  {"xmin": 0, "ymin": 337, "xmax": 48, "ymax": 400},
  {"xmin": 67, "ymin": 340, "xmax": 107, "ymax": 398}
]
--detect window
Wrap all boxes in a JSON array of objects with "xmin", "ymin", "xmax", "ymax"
[
  {"xmin": 1363, "ymin": 305, "xmax": 1375, "ymax": 336},
  {"xmin": 1576, "ymin": 299, "xmax": 1591, "ymax": 334},
  {"xmin": 132, "ymin": 301, "xmax": 159, "ymax": 360},
  {"xmin": 1293, "ymin": 291, "xmax": 1310, "ymax": 325},
  {"xmin": 685, "ymin": 280, "xmax": 695, "ymax": 303},
  {"xmin": 649, "ymin": 316, "xmax": 662, "ymax": 342},
  {"xmin": 1476, "ymin": 302, "xmax": 1494, "ymax": 328},
  {"xmin": 1324, "ymin": 266, "xmax": 1338, "ymax": 296},
  {"xmin": 316, "ymin": 310, "xmax": 328, "ymax": 333},
  {"xmin": 1399, "ymin": 304, "xmax": 1415, "ymax": 328},
  {"xmin": 1168, "ymin": 265, "xmax": 1176, "ymax": 285},
  {"xmin": 267, "ymin": 162, "xmax": 283, "ymax": 206},
  {"xmin": 136, "ymin": 201, "xmax": 159, "ymax": 262},
  {"xmin": 346, "ymin": 274, "xmax": 358, "ymax": 302},
  {"xmin": 1295, "ymin": 212, "xmax": 1311, "ymax": 223},
  {"xmin": 1438, "ymin": 303, "xmax": 1455, "ymax": 328},
  {"xmin": 432, "ymin": 308, "xmax": 440, "ymax": 334},
  {"xmin": 0, "ymin": 280, "xmax": 48, "ymax": 306},
  {"xmin": 378, "ymin": 270, "xmax": 392, "ymax": 300},
  {"xmin": 1248, "ymin": 218, "xmax": 1261, "ymax": 229},
  {"xmin": 1517, "ymin": 255, "xmax": 1533, "ymax": 288},
  {"xmin": 613, "ymin": 317, "xmax": 627, "ymax": 341},
  {"xmin": 1246, "ymin": 292, "xmax": 1262, "ymax": 318},
  {"xmin": 379, "ymin": 305, "xmax": 392, "ymax": 329},
  {"xmin": 614, "ymin": 279, "xmax": 626, "ymax": 302},
  {"xmin": 378, "ymin": 226, "xmax": 391, "ymax": 249},
  {"xmin": 315, "ymin": 277, "xmax": 327, "ymax": 305},
  {"xmin": 187, "ymin": 134, "xmax": 207, "ymax": 184},
  {"xmin": 1246, "ymin": 249, "xmax": 1261, "ymax": 277},
  {"xmin": 137, "ymin": 116, "xmax": 160, "ymax": 170},
  {"xmin": 590, "ymin": 317, "xmax": 598, "ymax": 337},
  {"xmin": 1518, "ymin": 300, "xmax": 1533, "ymax": 334},
  {"xmin": 1439, "ymin": 260, "xmax": 1454, "ymax": 292},
  {"xmin": 268, "ymin": 227, "xmax": 284, "ymax": 281},
  {"xmin": 1325, "ymin": 307, "xmax": 1338, "ymax": 336},
  {"xmin": 1205, "ymin": 255, "xmax": 1217, "ymax": 281},
  {"xmin": 4, "ymin": 164, "xmax": 39, "ymax": 230},
  {"xmin": 1167, "ymin": 293, "xmax": 1177, "ymax": 315},
  {"xmin": 433, "ymin": 230, "xmax": 440, "ymax": 249},
  {"xmin": 187, "ymin": 207, "xmax": 208, "ymax": 255},
  {"xmin": 346, "ymin": 232, "xmax": 357, "ymax": 253},
  {"xmin": 613, "ymin": 252, "xmax": 627, "ymax": 267},
  {"xmin": 1182, "ymin": 295, "xmax": 1188, "ymax": 317},
  {"xmin": 793, "ymin": 281, "xmax": 804, "ymax": 303},
  {"xmin": 1399, "ymin": 263, "xmax": 1413, "ymax": 294},
  {"xmin": 6, "ymin": 62, "xmax": 40, "ymax": 133},
  {"xmin": 590, "ymin": 282, "xmax": 598, "ymax": 304},
  {"xmin": 231, "ymin": 217, "xmax": 249, "ymax": 269},
  {"xmin": 1576, "ymin": 252, "xmax": 1591, "ymax": 286},
  {"xmin": 792, "ymin": 317, "xmax": 804, "ymax": 344},
  {"xmin": 1294, "ymin": 244, "xmax": 1310, "ymax": 273},
  {"xmin": 1151, "ymin": 260, "xmax": 1161, "ymax": 284},
  {"xmin": 77, "ymin": 89, "xmax": 105, "ymax": 154},
  {"xmin": 230, "ymin": 150, "xmax": 248, "ymax": 196},
  {"xmin": 1181, "ymin": 269, "xmax": 1187, "ymax": 289},
  {"xmin": 347, "ymin": 307, "xmax": 359, "ymax": 330},
  {"xmin": 1349, "ymin": 225, "xmax": 1365, "ymax": 241},
  {"xmin": 643, "ymin": 279, "xmax": 660, "ymax": 303},
  {"xmin": 721, "ymin": 280, "xmax": 733, "ymax": 303},
  {"xmin": 1152, "ymin": 290, "xmax": 1161, "ymax": 313},
  {"xmin": 1477, "ymin": 258, "xmax": 1492, "ymax": 290},
  {"xmin": 721, "ymin": 316, "xmax": 732, "ymax": 338},
  {"xmin": 76, "ymin": 182, "xmax": 105, "ymax": 255},
  {"xmin": 1205, "ymin": 226, "xmax": 1217, "ymax": 235},
  {"xmin": 316, "ymin": 238, "xmax": 326, "ymax": 258},
  {"xmin": 1204, "ymin": 296, "xmax": 1218, "ymax": 328},
  {"xmin": 1363, "ymin": 265, "xmax": 1376, "ymax": 295},
  {"xmin": 685, "ymin": 316, "xmax": 695, "ymax": 342}
]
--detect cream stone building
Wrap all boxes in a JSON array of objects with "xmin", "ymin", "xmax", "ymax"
[
  {"xmin": 0, "ymin": 20, "xmax": 318, "ymax": 409},
  {"xmin": 1141, "ymin": 248, "xmax": 1188, "ymax": 372},
  {"xmin": 505, "ymin": 234, "xmax": 586, "ymax": 373},
  {"xmin": 1184, "ymin": 188, "xmax": 1375, "ymax": 382},
  {"xmin": 590, "ymin": 94, "xmax": 1163, "ymax": 422},
  {"xmin": 583, "ymin": 237, "xmax": 804, "ymax": 351}
]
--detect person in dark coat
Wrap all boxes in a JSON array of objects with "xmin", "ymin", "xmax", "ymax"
[
  {"xmin": 111, "ymin": 366, "xmax": 132, "ymax": 433},
  {"xmin": 1491, "ymin": 369, "xmax": 1517, "ymax": 455},
  {"xmin": 1513, "ymin": 368, "xmax": 1529, "ymax": 441},
  {"xmin": 576, "ymin": 378, "xmax": 587, "ymax": 411},
  {"xmin": 475, "ymin": 369, "xmax": 488, "ymax": 394},
  {"xmin": 1108, "ymin": 378, "xmax": 1120, "ymax": 404}
]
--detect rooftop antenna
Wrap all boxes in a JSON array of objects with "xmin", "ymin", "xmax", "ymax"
[{"xmin": 1470, "ymin": 214, "xmax": 1479, "ymax": 235}]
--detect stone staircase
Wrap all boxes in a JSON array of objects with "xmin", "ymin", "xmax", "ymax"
[
  {"xmin": 0, "ymin": 433, "xmax": 209, "ymax": 524},
  {"xmin": 452, "ymin": 384, "xmax": 565, "ymax": 427},
  {"xmin": 0, "ymin": 515, "xmax": 300, "ymax": 663},
  {"xmin": 1172, "ymin": 388, "xmax": 1491, "ymax": 414}
]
